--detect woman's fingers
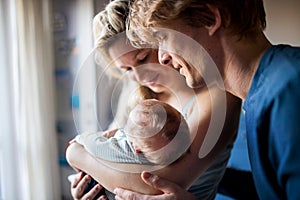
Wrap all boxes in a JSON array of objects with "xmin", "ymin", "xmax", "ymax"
[
  {"xmin": 71, "ymin": 172, "xmax": 91, "ymax": 199},
  {"xmin": 102, "ymin": 128, "xmax": 118, "ymax": 138},
  {"xmin": 82, "ymin": 184, "xmax": 105, "ymax": 200},
  {"xmin": 70, "ymin": 172, "xmax": 106, "ymax": 200}
]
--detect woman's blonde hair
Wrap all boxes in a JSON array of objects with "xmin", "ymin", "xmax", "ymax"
[
  {"xmin": 93, "ymin": 0, "xmax": 133, "ymax": 78},
  {"xmin": 93, "ymin": 0, "xmax": 132, "ymax": 57}
]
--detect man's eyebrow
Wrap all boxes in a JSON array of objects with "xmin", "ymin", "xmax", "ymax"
[{"xmin": 152, "ymin": 30, "xmax": 161, "ymax": 38}]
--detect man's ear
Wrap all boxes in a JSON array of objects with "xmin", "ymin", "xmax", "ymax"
[{"xmin": 205, "ymin": 4, "xmax": 221, "ymax": 36}]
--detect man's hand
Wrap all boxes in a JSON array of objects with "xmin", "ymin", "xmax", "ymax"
[{"xmin": 114, "ymin": 171, "xmax": 197, "ymax": 200}]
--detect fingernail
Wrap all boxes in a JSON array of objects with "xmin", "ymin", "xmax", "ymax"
[
  {"xmin": 85, "ymin": 175, "xmax": 91, "ymax": 181},
  {"xmin": 96, "ymin": 184, "xmax": 101, "ymax": 190},
  {"xmin": 113, "ymin": 188, "xmax": 119, "ymax": 194}
]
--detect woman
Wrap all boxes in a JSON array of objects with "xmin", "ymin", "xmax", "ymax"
[{"xmin": 66, "ymin": 0, "xmax": 241, "ymax": 199}]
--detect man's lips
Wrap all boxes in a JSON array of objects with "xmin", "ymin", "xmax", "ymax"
[
  {"xmin": 174, "ymin": 65, "xmax": 185, "ymax": 76},
  {"xmin": 179, "ymin": 67, "xmax": 185, "ymax": 76},
  {"xmin": 173, "ymin": 64, "xmax": 181, "ymax": 70}
]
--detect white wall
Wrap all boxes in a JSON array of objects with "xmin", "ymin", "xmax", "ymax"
[{"xmin": 264, "ymin": 0, "xmax": 300, "ymax": 46}]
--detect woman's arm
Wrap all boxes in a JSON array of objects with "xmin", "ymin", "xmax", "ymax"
[
  {"xmin": 155, "ymin": 86, "xmax": 241, "ymax": 188},
  {"xmin": 66, "ymin": 142, "xmax": 161, "ymax": 194}
]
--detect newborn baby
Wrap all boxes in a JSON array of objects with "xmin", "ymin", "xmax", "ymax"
[{"xmin": 76, "ymin": 99, "xmax": 190, "ymax": 166}]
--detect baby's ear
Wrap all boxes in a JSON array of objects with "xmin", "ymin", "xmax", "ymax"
[
  {"xmin": 134, "ymin": 147, "xmax": 142, "ymax": 154},
  {"xmin": 131, "ymin": 141, "xmax": 142, "ymax": 153}
]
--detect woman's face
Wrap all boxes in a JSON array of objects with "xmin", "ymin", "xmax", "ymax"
[{"xmin": 108, "ymin": 37, "xmax": 186, "ymax": 94}]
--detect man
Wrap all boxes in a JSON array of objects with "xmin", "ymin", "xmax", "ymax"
[{"xmin": 114, "ymin": 0, "xmax": 300, "ymax": 199}]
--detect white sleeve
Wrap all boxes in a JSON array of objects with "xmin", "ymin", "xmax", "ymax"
[{"xmin": 77, "ymin": 130, "xmax": 152, "ymax": 164}]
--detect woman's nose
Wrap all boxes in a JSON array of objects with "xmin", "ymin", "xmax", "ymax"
[
  {"xmin": 158, "ymin": 49, "xmax": 172, "ymax": 66},
  {"xmin": 132, "ymin": 67, "xmax": 145, "ymax": 82}
]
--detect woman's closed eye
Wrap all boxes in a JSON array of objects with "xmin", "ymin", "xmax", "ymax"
[
  {"xmin": 121, "ymin": 66, "xmax": 133, "ymax": 72},
  {"xmin": 136, "ymin": 50, "xmax": 149, "ymax": 64},
  {"xmin": 138, "ymin": 54, "xmax": 148, "ymax": 64}
]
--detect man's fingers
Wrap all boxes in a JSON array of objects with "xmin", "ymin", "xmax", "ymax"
[
  {"xmin": 114, "ymin": 188, "xmax": 144, "ymax": 200},
  {"xmin": 113, "ymin": 172, "xmax": 196, "ymax": 200},
  {"xmin": 141, "ymin": 171, "xmax": 177, "ymax": 194}
]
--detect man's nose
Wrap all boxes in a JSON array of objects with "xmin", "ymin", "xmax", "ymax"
[{"xmin": 158, "ymin": 49, "xmax": 172, "ymax": 66}]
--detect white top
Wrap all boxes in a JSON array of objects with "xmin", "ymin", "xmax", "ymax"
[{"xmin": 76, "ymin": 129, "xmax": 152, "ymax": 164}]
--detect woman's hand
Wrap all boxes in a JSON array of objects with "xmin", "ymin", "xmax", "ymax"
[
  {"xmin": 114, "ymin": 172, "xmax": 197, "ymax": 200},
  {"xmin": 102, "ymin": 128, "xmax": 118, "ymax": 138},
  {"xmin": 70, "ymin": 172, "xmax": 106, "ymax": 200}
]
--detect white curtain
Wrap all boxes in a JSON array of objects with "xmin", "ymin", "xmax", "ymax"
[{"xmin": 0, "ymin": 0, "xmax": 61, "ymax": 199}]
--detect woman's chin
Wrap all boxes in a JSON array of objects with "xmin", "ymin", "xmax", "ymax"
[{"xmin": 147, "ymin": 85, "xmax": 165, "ymax": 94}]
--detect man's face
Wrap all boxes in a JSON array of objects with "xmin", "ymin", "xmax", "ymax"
[
  {"xmin": 155, "ymin": 23, "xmax": 223, "ymax": 89},
  {"xmin": 158, "ymin": 45, "xmax": 205, "ymax": 88}
]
